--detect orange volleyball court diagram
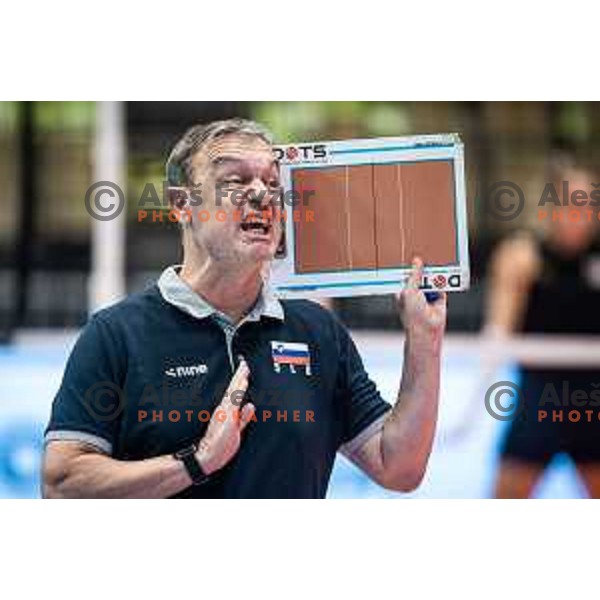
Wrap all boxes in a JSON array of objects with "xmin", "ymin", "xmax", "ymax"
[{"xmin": 271, "ymin": 134, "xmax": 470, "ymax": 298}]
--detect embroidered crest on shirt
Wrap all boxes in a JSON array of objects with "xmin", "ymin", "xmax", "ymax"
[{"xmin": 271, "ymin": 341, "xmax": 311, "ymax": 376}]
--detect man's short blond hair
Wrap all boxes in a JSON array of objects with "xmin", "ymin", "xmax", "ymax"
[{"xmin": 166, "ymin": 118, "xmax": 274, "ymax": 187}]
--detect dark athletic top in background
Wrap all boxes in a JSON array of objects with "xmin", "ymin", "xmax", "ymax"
[
  {"xmin": 522, "ymin": 236, "xmax": 600, "ymax": 336},
  {"xmin": 503, "ymin": 235, "xmax": 600, "ymax": 464}
]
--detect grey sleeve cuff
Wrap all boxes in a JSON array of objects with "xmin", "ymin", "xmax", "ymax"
[
  {"xmin": 339, "ymin": 410, "xmax": 391, "ymax": 460},
  {"xmin": 44, "ymin": 430, "xmax": 113, "ymax": 455}
]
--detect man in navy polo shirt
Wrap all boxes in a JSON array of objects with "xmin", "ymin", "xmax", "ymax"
[{"xmin": 42, "ymin": 119, "xmax": 447, "ymax": 499}]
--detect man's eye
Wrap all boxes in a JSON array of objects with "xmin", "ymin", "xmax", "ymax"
[{"xmin": 268, "ymin": 180, "xmax": 281, "ymax": 189}]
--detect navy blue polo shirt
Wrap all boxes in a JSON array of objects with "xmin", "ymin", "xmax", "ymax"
[{"xmin": 45, "ymin": 267, "xmax": 391, "ymax": 498}]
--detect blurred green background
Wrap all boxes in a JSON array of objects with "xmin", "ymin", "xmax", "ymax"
[{"xmin": 0, "ymin": 101, "xmax": 598, "ymax": 333}]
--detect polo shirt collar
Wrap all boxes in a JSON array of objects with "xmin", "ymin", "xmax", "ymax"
[{"xmin": 157, "ymin": 265, "xmax": 284, "ymax": 323}]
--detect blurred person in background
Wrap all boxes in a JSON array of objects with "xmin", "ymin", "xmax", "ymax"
[{"xmin": 483, "ymin": 160, "xmax": 600, "ymax": 498}]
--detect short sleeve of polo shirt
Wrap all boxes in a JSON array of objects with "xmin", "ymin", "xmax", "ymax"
[
  {"xmin": 44, "ymin": 314, "xmax": 126, "ymax": 455},
  {"xmin": 334, "ymin": 318, "xmax": 392, "ymax": 457}
]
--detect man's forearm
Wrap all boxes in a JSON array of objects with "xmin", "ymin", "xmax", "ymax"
[
  {"xmin": 381, "ymin": 329, "xmax": 443, "ymax": 486},
  {"xmin": 43, "ymin": 445, "xmax": 194, "ymax": 499},
  {"xmin": 44, "ymin": 361, "xmax": 252, "ymax": 499}
]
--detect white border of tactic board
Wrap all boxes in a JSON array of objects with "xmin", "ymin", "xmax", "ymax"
[{"xmin": 271, "ymin": 134, "xmax": 470, "ymax": 299}]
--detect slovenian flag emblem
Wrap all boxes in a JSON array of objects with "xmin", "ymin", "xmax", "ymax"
[{"xmin": 271, "ymin": 341, "xmax": 311, "ymax": 375}]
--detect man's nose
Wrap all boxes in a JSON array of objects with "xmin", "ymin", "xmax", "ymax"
[{"xmin": 244, "ymin": 178, "xmax": 271, "ymax": 209}]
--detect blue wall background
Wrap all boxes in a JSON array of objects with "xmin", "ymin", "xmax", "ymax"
[{"xmin": 0, "ymin": 337, "xmax": 585, "ymax": 499}]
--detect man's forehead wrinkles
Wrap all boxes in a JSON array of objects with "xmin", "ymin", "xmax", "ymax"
[
  {"xmin": 207, "ymin": 147, "xmax": 274, "ymax": 161},
  {"xmin": 204, "ymin": 136, "xmax": 272, "ymax": 159},
  {"xmin": 189, "ymin": 136, "xmax": 276, "ymax": 178},
  {"xmin": 209, "ymin": 154, "xmax": 277, "ymax": 170},
  {"xmin": 211, "ymin": 156, "xmax": 244, "ymax": 166}
]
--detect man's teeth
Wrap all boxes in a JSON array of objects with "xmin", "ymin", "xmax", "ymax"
[{"xmin": 241, "ymin": 220, "xmax": 271, "ymax": 234}]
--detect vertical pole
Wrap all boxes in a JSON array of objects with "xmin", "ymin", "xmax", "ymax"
[
  {"xmin": 13, "ymin": 101, "xmax": 36, "ymax": 330},
  {"xmin": 88, "ymin": 101, "xmax": 127, "ymax": 314}
]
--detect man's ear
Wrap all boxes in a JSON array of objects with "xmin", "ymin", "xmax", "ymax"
[{"xmin": 167, "ymin": 187, "xmax": 189, "ymax": 211}]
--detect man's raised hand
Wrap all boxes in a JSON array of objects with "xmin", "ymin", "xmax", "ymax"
[{"xmin": 196, "ymin": 360, "xmax": 256, "ymax": 475}]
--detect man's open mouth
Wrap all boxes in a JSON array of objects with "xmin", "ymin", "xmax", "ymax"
[{"xmin": 240, "ymin": 215, "xmax": 272, "ymax": 236}]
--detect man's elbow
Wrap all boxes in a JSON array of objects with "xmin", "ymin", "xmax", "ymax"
[
  {"xmin": 41, "ymin": 455, "xmax": 71, "ymax": 499},
  {"xmin": 42, "ymin": 470, "xmax": 66, "ymax": 499},
  {"xmin": 42, "ymin": 480, "xmax": 62, "ymax": 499},
  {"xmin": 380, "ymin": 464, "xmax": 427, "ymax": 493}
]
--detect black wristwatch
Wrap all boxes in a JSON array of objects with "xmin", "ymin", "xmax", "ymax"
[{"xmin": 173, "ymin": 444, "xmax": 210, "ymax": 486}]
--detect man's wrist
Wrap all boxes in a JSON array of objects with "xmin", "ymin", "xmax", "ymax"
[
  {"xmin": 195, "ymin": 438, "xmax": 219, "ymax": 476},
  {"xmin": 405, "ymin": 326, "xmax": 444, "ymax": 354},
  {"xmin": 173, "ymin": 443, "xmax": 210, "ymax": 486}
]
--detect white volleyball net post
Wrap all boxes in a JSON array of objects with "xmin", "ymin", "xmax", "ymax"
[{"xmin": 88, "ymin": 101, "xmax": 127, "ymax": 314}]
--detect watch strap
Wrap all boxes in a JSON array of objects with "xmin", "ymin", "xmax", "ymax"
[{"xmin": 174, "ymin": 444, "xmax": 209, "ymax": 486}]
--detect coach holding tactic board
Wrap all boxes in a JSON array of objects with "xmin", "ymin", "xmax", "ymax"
[{"xmin": 42, "ymin": 119, "xmax": 447, "ymax": 498}]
